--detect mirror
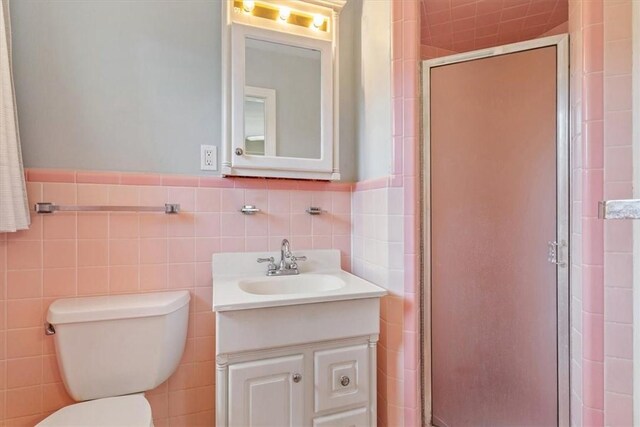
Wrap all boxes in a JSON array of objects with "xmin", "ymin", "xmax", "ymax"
[{"xmin": 244, "ymin": 37, "xmax": 321, "ymax": 159}]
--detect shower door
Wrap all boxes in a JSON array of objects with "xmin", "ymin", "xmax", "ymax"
[{"xmin": 424, "ymin": 37, "xmax": 569, "ymax": 427}]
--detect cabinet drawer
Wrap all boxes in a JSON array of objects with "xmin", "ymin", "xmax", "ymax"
[
  {"xmin": 313, "ymin": 407, "xmax": 368, "ymax": 427},
  {"xmin": 314, "ymin": 344, "xmax": 369, "ymax": 413}
]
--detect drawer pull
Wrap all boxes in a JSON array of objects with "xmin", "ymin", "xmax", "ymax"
[
  {"xmin": 292, "ymin": 373, "xmax": 302, "ymax": 383},
  {"xmin": 340, "ymin": 375, "xmax": 350, "ymax": 387}
]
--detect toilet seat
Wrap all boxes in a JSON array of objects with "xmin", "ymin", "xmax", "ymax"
[{"xmin": 36, "ymin": 394, "xmax": 153, "ymax": 427}]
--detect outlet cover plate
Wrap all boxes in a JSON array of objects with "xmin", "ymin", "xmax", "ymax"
[{"xmin": 201, "ymin": 145, "xmax": 217, "ymax": 171}]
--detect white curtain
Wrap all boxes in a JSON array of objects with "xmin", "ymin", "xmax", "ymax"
[{"xmin": 0, "ymin": 0, "xmax": 29, "ymax": 232}]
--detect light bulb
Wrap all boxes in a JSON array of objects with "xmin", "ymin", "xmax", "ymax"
[
  {"xmin": 243, "ymin": 0, "xmax": 255, "ymax": 12},
  {"xmin": 279, "ymin": 6, "xmax": 291, "ymax": 20},
  {"xmin": 312, "ymin": 14, "xmax": 325, "ymax": 28}
]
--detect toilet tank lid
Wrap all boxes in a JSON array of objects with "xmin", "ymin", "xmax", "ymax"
[
  {"xmin": 47, "ymin": 291, "xmax": 190, "ymax": 325},
  {"xmin": 36, "ymin": 394, "xmax": 151, "ymax": 427}
]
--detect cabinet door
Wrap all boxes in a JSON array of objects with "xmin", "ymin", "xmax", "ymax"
[
  {"xmin": 313, "ymin": 407, "xmax": 368, "ymax": 427},
  {"xmin": 228, "ymin": 354, "xmax": 304, "ymax": 427}
]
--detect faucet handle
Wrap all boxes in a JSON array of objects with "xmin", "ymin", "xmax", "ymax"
[
  {"xmin": 257, "ymin": 256, "xmax": 277, "ymax": 273},
  {"xmin": 288, "ymin": 255, "xmax": 306, "ymax": 271}
]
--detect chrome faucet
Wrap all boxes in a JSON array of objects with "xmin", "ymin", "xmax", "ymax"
[{"xmin": 257, "ymin": 239, "xmax": 306, "ymax": 276}]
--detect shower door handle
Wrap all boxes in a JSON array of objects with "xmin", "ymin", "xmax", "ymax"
[
  {"xmin": 548, "ymin": 241, "xmax": 566, "ymax": 267},
  {"xmin": 599, "ymin": 199, "xmax": 640, "ymax": 219}
]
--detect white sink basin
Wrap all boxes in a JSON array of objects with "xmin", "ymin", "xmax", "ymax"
[
  {"xmin": 238, "ymin": 274, "xmax": 346, "ymax": 295},
  {"xmin": 212, "ymin": 250, "xmax": 386, "ymax": 311}
]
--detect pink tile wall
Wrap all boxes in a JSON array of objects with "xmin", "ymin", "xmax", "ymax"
[
  {"xmin": 420, "ymin": 44, "xmax": 456, "ymax": 60},
  {"xmin": 352, "ymin": 186, "xmax": 404, "ymax": 291},
  {"xmin": 603, "ymin": 0, "xmax": 634, "ymax": 425},
  {"xmin": 352, "ymin": 184, "xmax": 405, "ymax": 426},
  {"xmin": 569, "ymin": 0, "xmax": 609, "ymax": 424},
  {"xmin": 420, "ymin": 22, "xmax": 568, "ymax": 61},
  {"xmin": 419, "ymin": 0, "xmax": 567, "ymax": 53},
  {"xmin": 0, "ymin": 169, "xmax": 352, "ymax": 426},
  {"xmin": 584, "ymin": 0, "xmax": 607, "ymax": 418},
  {"xmin": 393, "ymin": 1, "xmax": 421, "ymax": 426},
  {"xmin": 541, "ymin": 21, "xmax": 569, "ymax": 37}
]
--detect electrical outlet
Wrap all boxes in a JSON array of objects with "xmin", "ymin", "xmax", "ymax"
[{"xmin": 200, "ymin": 145, "xmax": 217, "ymax": 171}]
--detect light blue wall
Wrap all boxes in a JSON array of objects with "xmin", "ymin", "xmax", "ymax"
[
  {"xmin": 10, "ymin": 0, "xmax": 360, "ymax": 181},
  {"xmin": 354, "ymin": 0, "xmax": 393, "ymax": 181}
]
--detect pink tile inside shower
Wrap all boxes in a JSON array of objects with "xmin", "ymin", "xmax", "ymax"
[{"xmin": 603, "ymin": 0, "xmax": 634, "ymax": 425}]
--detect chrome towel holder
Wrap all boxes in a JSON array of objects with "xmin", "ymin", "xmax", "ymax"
[{"xmin": 34, "ymin": 202, "xmax": 180, "ymax": 214}]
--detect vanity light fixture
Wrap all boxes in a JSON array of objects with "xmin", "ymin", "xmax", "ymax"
[
  {"xmin": 243, "ymin": 0, "xmax": 255, "ymax": 12},
  {"xmin": 232, "ymin": 1, "xmax": 329, "ymax": 32},
  {"xmin": 279, "ymin": 6, "xmax": 291, "ymax": 21}
]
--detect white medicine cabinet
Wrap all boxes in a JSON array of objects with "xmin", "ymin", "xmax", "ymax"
[{"xmin": 221, "ymin": 0, "xmax": 346, "ymax": 180}]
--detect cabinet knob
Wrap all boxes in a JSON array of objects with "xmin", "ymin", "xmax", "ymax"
[
  {"xmin": 235, "ymin": 148, "xmax": 244, "ymax": 156},
  {"xmin": 340, "ymin": 375, "xmax": 350, "ymax": 387},
  {"xmin": 292, "ymin": 373, "xmax": 302, "ymax": 383}
]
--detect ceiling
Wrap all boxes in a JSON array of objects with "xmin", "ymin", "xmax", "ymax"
[{"xmin": 420, "ymin": 0, "xmax": 568, "ymax": 53}]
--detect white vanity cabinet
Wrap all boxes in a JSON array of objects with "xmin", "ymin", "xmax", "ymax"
[
  {"xmin": 215, "ymin": 299, "xmax": 381, "ymax": 427},
  {"xmin": 212, "ymin": 250, "xmax": 386, "ymax": 427}
]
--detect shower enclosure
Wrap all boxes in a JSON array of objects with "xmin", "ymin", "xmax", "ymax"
[{"xmin": 422, "ymin": 36, "xmax": 570, "ymax": 426}]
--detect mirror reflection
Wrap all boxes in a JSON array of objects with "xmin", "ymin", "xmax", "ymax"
[
  {"xmin": 244, "ymin": 86, "xmax": 276, "ymax": 156},
  {"xmin": 244, "ymin": 37, "xmax": 321, "ymax": 159},
  {"xmin": 244, "ymin": 96, "xmax": 266, "ymax": 156}
]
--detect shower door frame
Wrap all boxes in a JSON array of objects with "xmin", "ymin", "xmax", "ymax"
[
  {"xmin": 633, "ymin": 0, "xmax": 640, "ymax": 421},
  {"xmin": 420, "ymin": 35, "xmax": 570, "ymax": 427}
]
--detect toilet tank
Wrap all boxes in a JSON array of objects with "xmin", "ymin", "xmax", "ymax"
[{"xmin": 47, "ymin": 291, "xmax": 190, "ymax": 401}]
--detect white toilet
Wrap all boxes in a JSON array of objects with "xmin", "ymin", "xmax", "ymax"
[{"xmin": 37, "ymin": 290, "xmax": 191, "ymax": 427}]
